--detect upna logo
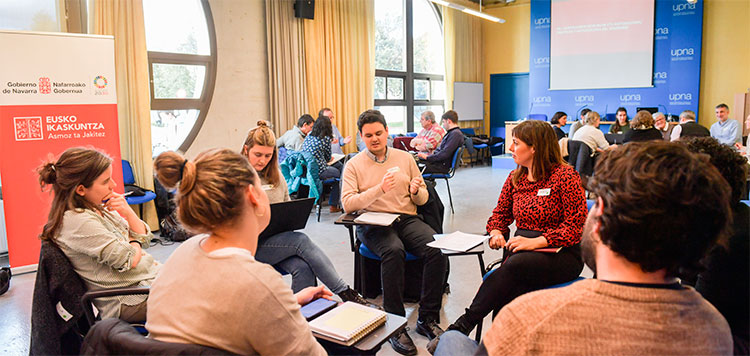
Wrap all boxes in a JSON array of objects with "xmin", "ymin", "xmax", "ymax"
[
  {"xmin": 575, "ymin": 95, "xmax": 594, "ymax": 103},
  {"xmin": 534, "ymin": 17, "xmax": 550, "ymax": 27},
  {"xmin": 533, "ymin": 56, "xmax": 550, "ymax": 65},
  {"xmin": 533, "ymin": 96, "xmax": 552, "ymax": 103},
  {"xmin": 619, "ymin": 94, "xmax": 641, "ymax": 102},
  {"xmin": 655, "ymin": 27, "xmax": 669, "ymax": 35},
  {"xmin": 653, "ymin": 72, "xmax": 668, "ymax": 80},
  {"xmin": 673, "ymin": 3, "xmax": 696, "ymax": 12},
  {"xmin": 669, "ymin": 93, "xmax": 692, "ymax": 101},
  {"xmin": 671, "ymin": 48, "xmax": 694, "ymax": 57}
]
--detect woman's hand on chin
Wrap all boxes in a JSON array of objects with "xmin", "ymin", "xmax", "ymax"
[
  {"xmin": 506, "ymin": 235, "xmax": 548, "ymax": 253},
  {"xmin": 295, "ymin": 285, "xmax": 333, "ymax": 306}
]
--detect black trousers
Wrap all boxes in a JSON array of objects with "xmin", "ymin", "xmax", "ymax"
[
  {"xmin": 462, "ymin": 247, "xmax": 583, "ymax": 326},
  {"xmin": 420, "ymin": 160, "xmax": 450, "ymax": 174},
  {"xmin": 356, "ymin": 215, "xmax": 447, "ymax": 321}
]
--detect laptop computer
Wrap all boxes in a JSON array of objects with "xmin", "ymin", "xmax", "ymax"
[{"xmin": 258, "ymin": 197, "xmax": 316, "ymax": 240}]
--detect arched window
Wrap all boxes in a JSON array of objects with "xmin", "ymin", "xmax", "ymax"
[
  {"xmin": 374, "ymin": 0, "xmax": 444, "ymax": 134},
  {"xmin": 143, "ymin": 0, "xmax": 216, "ymax": 155}
]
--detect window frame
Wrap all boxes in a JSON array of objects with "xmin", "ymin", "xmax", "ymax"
[
  {"xmin": 374, "ymin": 0, "xmax": 444, "ymax": 133},
  {"xmin": 146, "ymin": 0, "xmax": 217, "ymax": 153}
]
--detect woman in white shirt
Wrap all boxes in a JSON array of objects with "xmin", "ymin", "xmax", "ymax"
[{"xmin": 572, "ymin": 111, "xmax": 611, "ymax": 153}]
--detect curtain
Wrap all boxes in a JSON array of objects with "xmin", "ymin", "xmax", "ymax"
[
  {"xmin": 92, "ymin": 0, "xmax": 157, "ymax": 228},
  {"xmin": 443, "ymin": 6, "xmax": 485, "ymax": 133},
  {"xmin": 266, "ymin": 0, "xmax": 309, "ymax": 136},
  {"xmin": 304, "ymin": 0, "xmax": 375, "ymax": 153}
]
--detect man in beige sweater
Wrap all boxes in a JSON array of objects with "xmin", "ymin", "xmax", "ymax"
[
  {"xmin": 432, "ymin": 142, "xmax": 733, "ymax": 356},
  {"xmin": 342, "ymin": 109, "xmax": 448, "ymax": 356}
]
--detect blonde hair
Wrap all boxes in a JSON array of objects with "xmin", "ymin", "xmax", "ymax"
[
  {"xmin": 584, "ymin": 111, "xmax": 601, "ymax": 126},
  {"xmin": 241, "ymin": 121, "xmax": 281, "ymax": 186},
  {"xmin": 154, "ymin": 149, "xmax": 257, "ymax": 234},
  {"xmin": 631, "ymin": 110, "xmax": 655, "ymax": 130}
]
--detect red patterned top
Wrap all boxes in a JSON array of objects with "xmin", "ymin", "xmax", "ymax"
[{"xmin": 486, "ymin": 164, "xmax": 587, "ymax": 248}]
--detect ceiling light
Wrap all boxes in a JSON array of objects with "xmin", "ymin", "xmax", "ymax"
[{"xmin": 428, "ymin": 0, "xmax": 506, "ymax": 23}]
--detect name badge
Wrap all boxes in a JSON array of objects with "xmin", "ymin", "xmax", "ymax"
[{"xmin": 537, "ymin": 188, "xmax": 551, "ymax": 196}]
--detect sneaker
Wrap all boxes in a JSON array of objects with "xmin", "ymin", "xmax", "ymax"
[
  {"xmin": 416, "ymin": 318, "xmax": 444, "ymax": 340},
  {"xmin": 338, "ymin": 288, "xmax": 367, "ymax": 305},
  {"xmin": 388, "ymin": 328, "xmax": 417, "ymax": 356}
]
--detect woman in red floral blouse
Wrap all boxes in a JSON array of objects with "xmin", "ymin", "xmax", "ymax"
[{"xmin": 430, "ymin": 120, "xmax": 587, "ymax": 347}]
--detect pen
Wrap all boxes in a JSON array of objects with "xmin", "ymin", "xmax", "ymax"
[{"xmin": 103, "ymin": 191, "xmax": 133, "ymax": 204}]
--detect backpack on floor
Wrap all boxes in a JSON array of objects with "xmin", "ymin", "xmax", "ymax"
[{"xmin": 0, "ymin": 266, "xmax": 11, "ymax": 295}]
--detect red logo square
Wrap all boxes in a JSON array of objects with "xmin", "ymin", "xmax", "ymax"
[{"xmin": 14, "ymin": 117, "xmax": 44, "ymax": 141}]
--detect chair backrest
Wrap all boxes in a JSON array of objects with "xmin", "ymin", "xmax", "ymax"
[
  {"xmin": 567, "ymin": 140, "xmax": 594, "ymax": 177},
  {"xmin": 405, "ymin": 132, "xmax": 418, "ymax": 137},
  {"xmin": 277, "ymin": 146, "xmax": 288, "ymax": 163},
  {"xmin": 527, "ymin": 114, "xmax": 547, "ymax": 121},
  {"xmin": 121, "ymin": 160, "xmax": 135, "ymax": 185},
  {"xmin": 81, "ymin": 318, "xmax": 233, "ymax": 355},
  {"xmin": 490, "ymin": 127, "xmax": 505, "ymax": 139},
  {"xmin": 460, "ymin": 128, "xmax": 476, "ymax": 136},
  {"xmin": 605, "ymin": 113, "xmax": 617, "ymax": 121},
  {"xmin": 447, "ymin": 146, "xmax": 464, "ymax": 178}
]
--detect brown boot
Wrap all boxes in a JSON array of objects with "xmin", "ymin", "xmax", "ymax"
[{"xmin": 329, "ymin": 205, "xmax": 342, "ymax": 213}]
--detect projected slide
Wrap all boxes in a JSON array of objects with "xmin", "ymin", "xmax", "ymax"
[{"xmin": 550, "ymin": 0, "xmax": 655, "ymax": 90}]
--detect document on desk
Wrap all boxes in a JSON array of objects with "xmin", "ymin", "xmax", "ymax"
[
  {"xmin": 353, "ymin": 212, "xmax": 400, "ymax": 226},
  {"xmin": 309, "ymin": 302, "xmax": 387, "ymax": 346},
  {"xmin": 428, "ymin": 231, "xmax": 487, "ymax": 252},
  {"xmin": 328, "ymin": 153, "xmax": 345, "ymax": 165}
]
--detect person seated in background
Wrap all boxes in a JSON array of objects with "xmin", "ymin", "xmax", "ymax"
[
  {"xmin": 342, "ymin": 110, "xmax": 448, "ymax": 355},
  {"xmin": 550, "ymin": 111, "xmax": 568, "ymax": 140},
  {"xmin": 417, "ymin": 110, "xmax": 464, "ymax": 174},
  {"xmin": 241, "ymin": 121, "xmax": 367, "ymax": 304},
  {"xmin": 568, "ymin": 108, "xmax": 591, "ymax": 138},
  {"xmin": 319, "ymin": 107, "xmax": 352, "ymax": 155},
  {"xmin": 623, "ymin": 110, "xmax": 663, "ymax": 143},
  {"xmin": 653, "ymin": 112, "xmax": 673, "ymax": 140},
  {"xmin": 427, "ymin": 120, "xmax": 586, "ymax": 354},
  {"xmin": 301, "ymin": 115, "xmax": 343, "ymax": 213},
  {"xmin": 410, "ymin": 110, "xmax": 446, "ymax": 154},
  {"xmin": 710, "ymin": 103, "xmax": 740, "ymax": 146},
  {"xmin": 149, "ymin": 149, "xmax": 328, "ymax": 355},
  {"xmin": 434, "ymin": 142, "xmax": 734, "ymax": 356},
  {"xmin": 670, "ymin": 110, "xmax": 710, "ymax": 141},
  {"xmin": 37, "ymin": 147, "xmax": 158, "ymax": 322},
  {"xmin": 277, "ymin": 114, "xmax": 314, "ymax": 151},
  {"xmin": 572, "ymin": 111, "xmax": 611, "ymax": 153},
  {"xmin": 684, "ymin": 137, "xmax": 749, "ymax": 355},
  {"xmin": 608, "ymin": 107, "xmax": 631, "ymax": 134}
]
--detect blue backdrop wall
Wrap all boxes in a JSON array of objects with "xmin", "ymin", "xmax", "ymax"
[{"xmin": 528, "ymin": 0, "xmax": 704, "ymax": 122}]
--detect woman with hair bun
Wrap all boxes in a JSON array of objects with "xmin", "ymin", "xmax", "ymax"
[
  {"xmin": 148, "ymin": 148, "xmax": 328, "ymax": 355},
  {"xmin": 37, "ymin": 147, "xmax": 158, "ymax": 322},
  {"xmin": 242, "ymin": 121, "xmax": 367, "ymax": 304}
]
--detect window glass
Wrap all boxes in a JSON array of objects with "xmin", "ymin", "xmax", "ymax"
[
  {"xmin": 431, "ymin": 80, "xmax": 445, "ymax": 100},
  {"xmin": 143, "ymin": 0, "xmax": 210, "ymax": 55},
  {"xmin": 152, "ymin": 64, "xmax": 206, "ymax": 99},
  {"xmin": 151, "ymin": 109, "xmax": 200, "ymax": 156},
  {"xmin": 414, "ymin": 79, "xmax": 429, "ymax": 100},
  {"xmin": 374, "ymin": 0, "xmax": 405, "ymax": 71},
  {"xmin": 0, "ymin": 1, "xmax": 62, "ymax": 32},
  {"xmin": 374, "ymin": 76, "xmax": 386, "ymax": 100},
  {"xmin": 375, "ymin": 106, "xmax": 406, "ymax": 135},
  {"xmin": 413, "ymin": 0, "xmax": 444, "ymax": 74},
  {"xmin": 387, "ymin": 77, "xmax": 404, "ymax": 100}
]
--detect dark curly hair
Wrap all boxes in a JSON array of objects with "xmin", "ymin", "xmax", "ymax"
[
  {"xmin": 587, "ymin": 141, "xmax": 731, "ymax": 277},
  {"xmin": 310, "ymin": 114, "xmax": 333, "ymax": 139},
  {"xmin": 357, "ymin": 109, "xmax": 387, "ymax": 132},
  {"xmin": 683, "ymin": 136, "xmax": 748, "ymax": 204}
]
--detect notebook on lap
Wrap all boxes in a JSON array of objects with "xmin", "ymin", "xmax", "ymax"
[{"xmin": 258, "ymin": 197, "xmax": 315, "ymax": 240}]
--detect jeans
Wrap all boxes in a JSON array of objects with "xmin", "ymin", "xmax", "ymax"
[
  {"xmin": 356, "ymin": 215, "xmax": 447, "ymax": 321},
  {"xmin": 254, "ymin": 231, "xmax": 348, "ymax": 294},
  {"xmin": 320, "ymin": 165, "xmax": 341, "ymax": 208},
  {"xmin": 434, "ymin": 330, "xmax": 478, "ymax": 356}
]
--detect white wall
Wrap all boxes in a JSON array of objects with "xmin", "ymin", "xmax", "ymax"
[{"xmin": 186, "ymin": 0, "xmax": 270, "ymax": 156}]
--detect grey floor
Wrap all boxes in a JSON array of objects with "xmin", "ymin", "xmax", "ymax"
[{"xmin": 0, "ymin": 163, "xmax": 591, "ymax": 355}]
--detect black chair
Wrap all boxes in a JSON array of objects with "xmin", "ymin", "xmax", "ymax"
[
  {"xmin": 81, "ymin": 287, "xmax": 150, "ymax": 327},
  {"xmin": 567, "ymin": 140, "xmax": 595, "ymax": 179},
  {"xmin": 81, "ymin": 318, "xmax": 234, "ymax": 355},
  {"xmin": 604, "ymin": 133, "xmax": 624, "ymax": 144}
]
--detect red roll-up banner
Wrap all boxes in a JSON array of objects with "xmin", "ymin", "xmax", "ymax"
[{"xmin": 0, "ymin": 31, "xmax": 122, "ymax": 268}]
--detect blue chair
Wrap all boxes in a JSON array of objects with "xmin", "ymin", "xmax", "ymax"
[
  {"xmin": 605, "ymin": 113, "xmax": 617, "ymax": 121},
  {"xmin": 489, "ymin": 127, "xmax": 505, "ymax": 156},
  {"xmin": 460, "ymin": 128, "xmax": 489, "ymax": 166},
  {"xmin": 405, "ymin": 132, "xmax": 418, "ymax": 137},
  {"xmin": 528, "ymin": 114, "xmax": 547, "ymax": 121},
  {"xmin": 423, "ymin": 146, "xmax": 464, "ymax": 214},
  {"xmin": 121, "ymin": 160, "xmax": 156, "ymax": 218}
]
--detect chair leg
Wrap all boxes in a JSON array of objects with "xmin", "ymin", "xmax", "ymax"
[
  {"xmin": 445, "ymin": 178, "xmax": 454, "ymax": 214},
  {"xmin": 475, "ymin": 321, "xmax": 482, "ymax": 342},
  {"xmin": 316, "ymin": 204, "xmax": 321, "ymax": 222},
  {"xmin": 139, "ymin": 204, "xmax": 144, "ymax": 218}
]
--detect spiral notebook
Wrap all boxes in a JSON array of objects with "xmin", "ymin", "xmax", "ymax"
[{"xmin": 308, "ymin": 302, "xmax": 387, "ymax": 346}]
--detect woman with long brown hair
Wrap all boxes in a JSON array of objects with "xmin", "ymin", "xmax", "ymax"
[
  {"xmin": 148, "ymin": 149, "xmax": 328, "ymax": 355},
  {"xmin": 240, "ymin": 122, "xmax": 366, "ymax": 303},
  {"xmin": 37, "ymin": 147, "xmax": 158, "ymax": 322},
  {"xmin": 428, "ymin": 120, "xmax": 587, "ymax": 351}
]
